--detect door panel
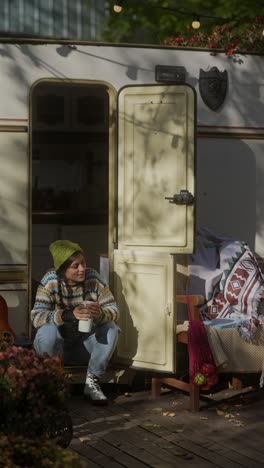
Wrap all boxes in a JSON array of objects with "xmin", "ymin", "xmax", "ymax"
[
  {"xmin": 114, "ymin": 252, "xmax": 176, "ymax": 372},
  {"xmin": 0, "ymin": 131, "xmax": 29, "ymax": 335},
  {"xmin": 118, "ymin": 85, "xmax": 195, "ymax": 253},
  {"xmin": 0, "ymin": 132, "xmax": 29, "ymax": 264}
]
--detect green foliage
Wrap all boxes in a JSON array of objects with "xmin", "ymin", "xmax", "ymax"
[
  {"xmin": 0, "ymin": 341, "xmax": 68, "ymax": 437},
  {"xmin": 0, "ymin": 433, "xmax": 86, "ymax": 468},
  {"xmin": 0, "ymin": 341, "xmax": 84, "ymax": 466},
  {"xmin": 103, "ymin": 0, "xmax": 264, "ymax": 46}
]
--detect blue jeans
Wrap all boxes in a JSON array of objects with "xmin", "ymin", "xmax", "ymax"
[{"xmin": 33, "ymin": 321, "xmax": 119, "ymax": 378}]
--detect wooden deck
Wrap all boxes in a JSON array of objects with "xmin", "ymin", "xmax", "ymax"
[{"xmin": 68, "ymin": 379, "xmax": 264, "ymax": 467}]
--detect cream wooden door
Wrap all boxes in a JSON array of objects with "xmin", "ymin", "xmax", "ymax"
[
  {"xmin": 0, "ymin": 131, "xmax": 29, "ymax": 336},
  {"xmin": 117, "ymin": 85, "xmax": 195, "ymax": 252},
  {"xmin": 113, "ymin": 85, "xmax": 196, "ymax": 372}
]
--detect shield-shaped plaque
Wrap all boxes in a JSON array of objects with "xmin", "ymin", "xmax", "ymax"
[{"xmin": 199, "ymin": 66, "xmax": 228, "ymax": 111}]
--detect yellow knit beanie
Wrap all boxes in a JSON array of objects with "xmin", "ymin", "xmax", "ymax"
[{"xmin": 49, "ymin": 240, "xmax": 83, "ymax": 271}]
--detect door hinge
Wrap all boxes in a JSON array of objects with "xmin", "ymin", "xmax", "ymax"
[
  {"xmin": 113, "ymin": 227, "xmax": 117, "ymax": 245},
  {"xmin": 166, "ymin": 302, "xmax": 172, "ymax": 316}
]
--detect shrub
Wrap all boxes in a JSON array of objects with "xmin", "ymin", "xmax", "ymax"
[
  {"xmin": 0, "ymin": 340, "xmax": 85, "ymax": 465},
  {"xmin": 0, "ymin": 432, "xmax": 86, "ymax": 467},
  {"xmin": 0, "ymin": 340, "xmax": 69, "ymax": 438},
  {"xmin": 164, "ymin": 18, "xmax": 264, "ymax": 55}
]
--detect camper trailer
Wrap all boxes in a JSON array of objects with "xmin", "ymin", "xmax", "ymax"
[{"xmin": 0, "ymin": 39, "xmax": 264, "ymax": 379}]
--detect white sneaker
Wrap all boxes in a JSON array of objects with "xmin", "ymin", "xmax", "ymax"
[{"xmin": 84, "ymin": 372, "xmax": 108, "ymax": 405}]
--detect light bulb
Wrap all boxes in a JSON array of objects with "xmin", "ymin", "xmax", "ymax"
[
  {"xmin": 113, "ymin": 1, "xmax": 123, "ymax": 13},
  {"xmin": 192, "ymin": 16, "xmax": 201, "ymax": 29}
]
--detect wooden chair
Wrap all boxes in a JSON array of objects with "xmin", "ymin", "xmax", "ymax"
[
  {"xmin": 152, "ymin": 290, "xmax": 264, "ymax": 411},
  {"xmin": 152, "ymin": 294, "xmax": 204, "ymax": 412}
]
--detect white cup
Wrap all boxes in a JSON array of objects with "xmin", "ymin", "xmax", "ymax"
[
  {"xmin": 78, "ymin": 318, "xmax": 93, "ymax": 333},
  {"xmin": 78, "ymin": 301, "xmax": 94, "ymax": 333}
]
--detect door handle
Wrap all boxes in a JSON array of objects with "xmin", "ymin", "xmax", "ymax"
[{"xmin": 165, "ymin": 190, "xmax": 194, "ymax": 205}]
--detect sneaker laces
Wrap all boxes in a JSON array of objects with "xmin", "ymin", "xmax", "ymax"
[
  {"xmin": 87, "ymin": 373, "xmax": 102, "ymax": 390},
  {"xmin": 89, "ymin": 376, "xmax": 101, "ymax": 392}
]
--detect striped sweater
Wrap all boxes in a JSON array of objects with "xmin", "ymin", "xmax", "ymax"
[{"xmin": 31, "ymin": 268, "xmax": 119, "ymax": 329}]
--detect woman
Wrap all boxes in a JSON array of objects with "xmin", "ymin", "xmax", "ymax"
[{"xmin": 31, "ymin": 239, "xmax": 119, "ymax": 405}]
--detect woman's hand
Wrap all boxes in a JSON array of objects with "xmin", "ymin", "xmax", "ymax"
[{"xmin": 73, "ymin": 301, "xmax": 101, "ymax": 320}]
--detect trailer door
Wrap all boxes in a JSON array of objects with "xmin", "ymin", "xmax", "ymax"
[
  {"xmin": 0, "ymin": 131, "xmax": 29, "ymax": 337},
  {"xmin": 114, "ymin": 85, "xmax": 196, "ymax": 372}
]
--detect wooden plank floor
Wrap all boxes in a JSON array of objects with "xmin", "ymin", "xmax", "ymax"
[{"xmin": 68, "ymin": 382, "xmax": 264, "ymax": 467}]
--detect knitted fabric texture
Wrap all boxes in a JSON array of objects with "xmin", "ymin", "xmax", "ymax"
[
  {"xmin": 49, "ymin": 240, "xmax": 83, "ymax": 271},
  {"xmin": 31, "ymin": 268, "xmax": 119, "ymax": 329}
]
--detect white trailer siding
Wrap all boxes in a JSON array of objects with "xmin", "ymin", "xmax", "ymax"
[
  {"xmin": 0, "ymin": 43, "xmax": 263, "ymax": 339},
  {"xmin": 0, "ymin": 44, "xmax": 262, "ymax": 250}
]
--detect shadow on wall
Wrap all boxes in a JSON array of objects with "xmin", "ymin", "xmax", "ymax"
[{"xmin": 196, "ymin": 138, "xmax": 257, "ymax": 250}]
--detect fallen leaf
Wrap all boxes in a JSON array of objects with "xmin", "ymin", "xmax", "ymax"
[
  {"xmin": 231, "ymin": 419, "xmax": 244, "ymax": 425},
  {"xmin": 200, "ymin": 417, "xmax": 208, "ymax": 420},
  {"xmin": 79, "ymin": 436, "xmax": 91, "ymax": 442},
  {"xmin": 124, "ymin": 392, "xmax": 131, "ymax": 397},
  {"xmin": 163, "ymin": 412, "xmax": 176, "ymax": 417},
  {"xmin": 216, "ymin": 410, "xmax": 225, "ymax": 416},
  {"xmin": 151, "ymin": 407, "xmax": 163, "ymax": 412},
  {"xmin": 174, "ymin": 450, "xmax": 189, "ymax": 457}
]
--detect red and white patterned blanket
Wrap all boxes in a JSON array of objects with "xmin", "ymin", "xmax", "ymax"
[
  {"xmin": 200, "ymin": 245, "xmax": 263, "ymax": 320},
  {"xmin": 188, "ymin": 228, "xmax": 264, "ymax": 342}
]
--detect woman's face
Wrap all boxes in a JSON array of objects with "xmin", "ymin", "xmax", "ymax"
[{"xmin": 64, "ymin": 254, "xmax": 86, "ymax": 284}]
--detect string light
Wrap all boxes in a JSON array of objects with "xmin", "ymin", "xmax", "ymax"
[
  {"xmin": 113, "ymin": 0, "xmax": 124, "ymax": 13},
  {"xmin": 192, "ymin": 15, "xmax": 201, "ymax": 29}
]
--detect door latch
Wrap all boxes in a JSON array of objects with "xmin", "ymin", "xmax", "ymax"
[{"xmin": 165, "ymin": 189, "xmax": 194, "ymax": 205}]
